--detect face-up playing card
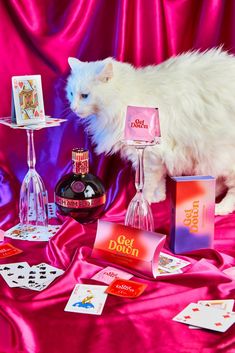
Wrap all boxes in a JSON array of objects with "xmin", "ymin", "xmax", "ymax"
[
  {"xmin": 0, "ymin": 243, "xmax": 23, "ymax": 259},
  {"xmin": 173, "ymin": 303, "xmax": 235, "ymax": 332},
  {"xmin": 156, "ymin": 267, "xmax": 183, "ymax": 276},
  {"xmin": 47, "ymin": 203, "xmax": 57, "ymax": 219},
  {"xmin": 65, "ymin": 284, "xmax": 108, "ymax": 315},
  {"xmin": 91, "ymin": 266, "xmax": 133, "ymax": 284},
  {"xmin": 5, "ymin": 224, "xmax": 61, "ymax": 242},
  {"xmin": 11, "ymin": 75, "xmax": 45, "ymax": 125},
  {"xmin": 0, "ymin": 262, "xmax": 30, "ymax": 287},
  {"xmin": 158, "ymin": 252, "xmax": 190, "ymax": 273},
  {"xmin": 198, "ymin": 299, "xmax": 234, "ymax": 312},
  {"xmin": 0, "ymin": 261, "xmax": 64, "ymax": 291},
  {"xmin": 21, "ymin": 263, "xmax": 64, "ymax": 291}
]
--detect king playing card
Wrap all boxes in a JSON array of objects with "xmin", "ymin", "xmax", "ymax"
[{"xmin": 11, "ymin": 75, "xmax": 45, "ymax": 125}]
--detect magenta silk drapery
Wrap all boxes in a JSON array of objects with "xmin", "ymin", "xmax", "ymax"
[{"xmin": 0, "ymin": 1, "xmax": 235, "ymax": 352}]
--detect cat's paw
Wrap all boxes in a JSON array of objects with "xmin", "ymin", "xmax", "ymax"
[
  {"xmin": 144, "ymin": 188, "xmax": 166, "ymax": 204},
  {"xmin": 215, "ymin": 200, "xmax": 235, "ymax": 216}
]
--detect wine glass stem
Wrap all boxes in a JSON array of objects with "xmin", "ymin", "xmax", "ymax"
[
  {"xmin": 135, "ymin": 147, "xmax": 145, "ymax": 193},
  {"xmin": 27, "ymin": 129, "xmax": 36, "ymax": 170}
]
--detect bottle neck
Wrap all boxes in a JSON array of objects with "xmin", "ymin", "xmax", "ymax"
[{"xmin": 73, "ymin": 159, "xmax": 89, "ymax": 174}]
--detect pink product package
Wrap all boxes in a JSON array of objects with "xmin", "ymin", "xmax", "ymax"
[
  {"xmin": 124, "ymin": 106, "xmax": 160, "ymax": 143},
  {"xmin": 169, "ymin": 176, "xmax": 215, "ymax": 254},
  {"xmin": 91, "ymin": 220, "xmax": 166, "ymax": 278}
]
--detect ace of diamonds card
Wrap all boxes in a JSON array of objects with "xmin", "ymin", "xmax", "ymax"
[{"xmin": 11, "ymin": 75, "xmax": 45, "ymax": 125}]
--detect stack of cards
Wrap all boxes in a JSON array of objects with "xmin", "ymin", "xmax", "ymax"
[
  {"xmin": 5, "ymin": 224, "xmax": 61, "ymax": 242},
  {"xmin": 156, "ymin": 252, "xmax": 190, "ymax": 276},
  {"xmin": 0, "ymin": 261, "xmax": 64, "ymax": 291},
  {"xmin": 173, "ymin": 300, "xmax": 235, "ymax": 332}
]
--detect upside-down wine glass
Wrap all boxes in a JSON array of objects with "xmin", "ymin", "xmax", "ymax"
[
  {"xmin": 19, "ymin": 129, "xmax": 48, "ymax": 229},
  {"xmin": 125, "ymin": 144, "xmax": 154, "ymax": 231}
]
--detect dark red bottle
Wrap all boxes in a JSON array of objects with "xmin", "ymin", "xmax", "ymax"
[{"xmin": 55, "ymin": 148, "xmax": 106, "ymax": 223}]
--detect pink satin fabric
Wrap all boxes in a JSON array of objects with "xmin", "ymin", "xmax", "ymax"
[{"xmin": 0, "ymin": 1, "xmax": 235, "ymax": 352}]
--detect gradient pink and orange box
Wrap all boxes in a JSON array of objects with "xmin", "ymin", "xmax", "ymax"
[{"xmin": 169, "ymin": 176, "xmax": 215, "ymax": 254}]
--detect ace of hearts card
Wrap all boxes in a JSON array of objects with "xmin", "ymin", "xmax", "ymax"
[{"xmin": 11, "ymin": 75, "xmax": 45, "ymax": 125}]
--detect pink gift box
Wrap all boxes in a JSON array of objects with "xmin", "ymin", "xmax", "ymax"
[{"xmin": 91, "ymin": 220, "xmax": 166, "ymax": 278}]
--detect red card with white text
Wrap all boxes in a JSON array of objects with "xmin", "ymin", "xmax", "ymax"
[
  {"xmin": 106, "ymin": 278, "xmax": 147, "ymax": 298},
  {"xmin": 0, "ymin": 243, "xmax": 23, "ymax": 259},
  {"xmin": 91, "ymin": 220, "xmax": 166, "ymax": 278}
]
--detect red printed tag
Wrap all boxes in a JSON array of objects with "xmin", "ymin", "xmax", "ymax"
[
  {"xmin": 0, "ymin": 243, "xmax": 23, "ymax": 259},
  {"xmin": 105, "ymin": 278, "xmax": 147, "ymax": 298}
]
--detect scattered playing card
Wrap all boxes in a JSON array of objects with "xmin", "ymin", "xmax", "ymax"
[
  {"xmin": 156, "ymin": 267, "xmax": 183, "ymax": 276},
  {"xmin": 65, "ymin": 284, "xmax": 108, "ymax": 315},
  {"xmin": 0, "ymin": 261, "xmax": 64, "ymax": 291},
  {"xmin": 0, "ymin": 243, "xmax": 23, "ymax": 259},
  {"xmin": 198, "ymin": 299, "xmax": 234, "ymax": 312},
  {"xmin": 158, "ymin": 252, "xmax": 190, "ymax": 273},
  {"xmin": 105, "ymin": 278, "xmax": 147, "ymax": 298},
  {"xmin": 5, "ymin": 224, "xmax": 61, "ymax": 241},
  {"xmin": 21, "ymin": 263, "xmax": 64, "ymax": 291},
  {"xmin": 91, "ymin": 266, "xmax": 133, "ymax": 284},
  {"xmin": 0, "ymin": 262, "xmax": 30, "ymax": 288},
  {"xmin": 173, "ymin": 303, "xmax": 235, "ymax": 332},
  {"xmin": 0, "ymin": 229, "xmax": 5, "ymax": 242},
  {"xmin": 11, "ymin": 75, "xmax": 45, "ymax": 125},
  {"xmin": 189, "ymin": 299, "xmax": 235, "ymax": 329}
]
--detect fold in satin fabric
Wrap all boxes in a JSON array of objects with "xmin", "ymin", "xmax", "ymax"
[{"xmin": 0, "ymin": 1, "xmax": 235, "ymax": 352}]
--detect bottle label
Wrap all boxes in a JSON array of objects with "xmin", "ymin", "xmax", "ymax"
[
  {"xmin": 55, "ymin": 195, "xmax": 106, "ymax": 209},
  {"xmin": 71, "ymin": 181, "xmax": 85, "ymax": 193},
  {"xmin": 73, "ymin": 160, "xmax": 89, "ymax": 174}
]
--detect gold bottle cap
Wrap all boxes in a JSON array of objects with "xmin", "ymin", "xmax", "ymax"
[{"xmin": 72, "ymin": 148, "xmax": 89, "ymax": 162}]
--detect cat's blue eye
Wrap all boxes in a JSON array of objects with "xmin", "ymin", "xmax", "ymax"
[
  {"xmin": 70, "ymin": 91, "xmax": 73, "ymax": 97},
  {"xmin": 81, "ymin": 93, "xmax": 89, "ymax": 99}
]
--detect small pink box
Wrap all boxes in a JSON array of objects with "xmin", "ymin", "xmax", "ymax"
[
  {"xmin": 169, "ymin": 176, "xmax": 215, "ymax": 254},
  {"xmin": 124, "ymin": 106, "xmax": 160, "ymax": 143}
]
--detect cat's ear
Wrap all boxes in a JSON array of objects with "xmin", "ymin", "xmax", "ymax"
[
  {"xmin": 68, "ymin": 57, "xmax": 82, "ymax": 71},
  {"xmin": 97, "ymin": 62, "xmax": 113, "ymax": 83}
]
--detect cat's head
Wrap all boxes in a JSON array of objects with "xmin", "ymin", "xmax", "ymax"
[{"xmin": 66, "ymin": 57, "xmax": 116, "ymax": 119}]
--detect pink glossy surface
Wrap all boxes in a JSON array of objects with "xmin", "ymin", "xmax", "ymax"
[{"xmin": 0, "ymin": 1, "xmax": 235, "ymax": 352}]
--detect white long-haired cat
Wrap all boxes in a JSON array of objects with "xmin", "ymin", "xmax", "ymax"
[{"xmin": 66, "ymin": 48, "xmax": 235, "ymax": 216}]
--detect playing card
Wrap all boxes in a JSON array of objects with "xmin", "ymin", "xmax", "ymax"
[
  {"xmin": 189, "ymin": 299, "xmax": 235, "ymax": 329},
  {"xmin": 198, "ymin": 299, "xmax": 234, "ymax": 312},
  {"xmin": 21, "ymin": 263, "xmax": 64, "ymax": 291},
  {"xmin": 158, "ymin": 252, "xmax": 190, "ymax": 272},
  {"xmin": 12, "ymin": 75, "xmax": 45, "ymax": 125},
  {"xmin": 5, "ymin": 224, "xmax": 61, "ymax": 241},
  {"xmin": 156, "ymin": 267, "xmax": 183, "ymax": 276},
  {"xmin": 173, "ymin": 303, "xmax": 235, "ymax": 332},
  {"xmin": 65, "ymin": 284, "xmax": 108, "ymax": 315},
  {"xmin": 47, "ymin": 203, "xmax": 57, "ymax": 219},
  {"xmin": 91, "ymin": 266, "xmax": 133, "ymax": 284},
  {"xmin": 0, "ymin": 243, "xmax": 23, "ymax": 259},
  {"xmin": 0, "ymin": 116, "xmax": 66, "ymax": 130},
  {"xmin": 0, "ymin": 262, "xmax": 30, "ymax": 287}
]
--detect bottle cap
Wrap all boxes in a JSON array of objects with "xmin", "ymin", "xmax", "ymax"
[{"xmin": 72, "ymin": 148, "xmax": 89, "ymax": 162}]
